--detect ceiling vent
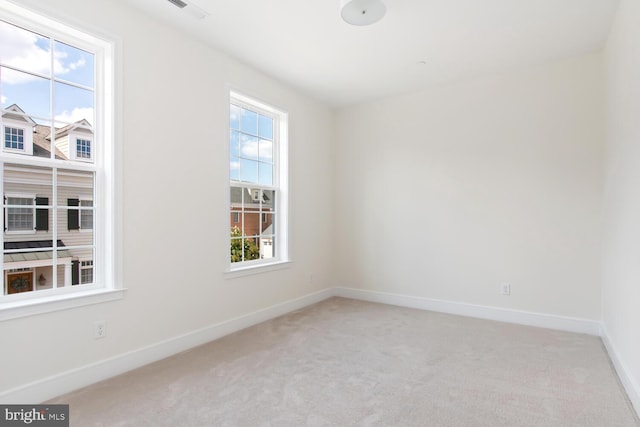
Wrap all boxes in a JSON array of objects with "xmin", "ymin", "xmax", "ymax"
[
  {"xmin": 166, "ymin": 0, "xmax": 209, "ymax": 19},
  {"xmin": 167, "ymin": 0, "xmax": 187, "ymax": 8}
]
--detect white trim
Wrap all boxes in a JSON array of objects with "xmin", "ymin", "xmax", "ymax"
[
  {"xmin": 0, "ymin": 0, "xmax": 122, "ymax": 313},
  {"xmin": 1, "ymin": 285, "xmax": 638, "ymax": 415},
  {"xmin": 0, "ymin": 288, "xmax": 331, "ymax": 404},
  {"xmin": 601, "ymin": 326, "xmax": 640, "ymax": 418},
  {"xmin": 224, "ymin": 260, "xmax": 291, "ymax": 279},
  {"xmin": 0, "ymin": 287, "xmax": 125, "ymax": 321},
  {"xmin": 227, "ymin": 91, "xmax": 289, "ymax": 271},
  {"xmin": 333, "ymin": 287, "xmax": 602, "ymax": 335}
]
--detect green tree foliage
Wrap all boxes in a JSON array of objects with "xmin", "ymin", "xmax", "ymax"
[{"xmin": 230, "ymin": 226, "xmax": 260, "ymax": 262}]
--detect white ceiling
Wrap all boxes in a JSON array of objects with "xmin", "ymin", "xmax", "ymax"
[{"xmin": 117, "ymin": 0, "xmax": 619, "ymax": 107}]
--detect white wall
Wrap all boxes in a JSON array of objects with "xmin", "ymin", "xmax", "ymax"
[
  {"xmin": 334, "ymin": 53, "xmax": 604, "ymax": 320},
  {"xmin": 0, "ymin": 0, "xmax": 334, "ymax": 394},
  {"xmin": 602, "ymin": 0, "xmax": 640, "ymax": 411}
]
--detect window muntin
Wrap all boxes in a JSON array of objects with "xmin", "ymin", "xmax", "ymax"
[
  {"xmin": 229, "ymin": 94, "xmax": 287, "ymax": 269},
  {"xmin": 0, "ymin": 5, "xmax": 113, "ymax": 306},
  {"xmin": 4, "ymin": 127, "xmax": 24, "ymax": 151}
]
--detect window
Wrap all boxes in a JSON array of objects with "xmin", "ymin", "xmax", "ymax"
[
  {"xmin": 5, "ymin": 196, "xmax": 34, "ymax": 231},
  {"xmin": 76, "ymin": 138, "xmax": 92, "ymax": 160},
  {"xmin": 0, "ymin": 1, "xmax": 120, "ymax": 318},
  {"xmin": 4, "ymin": 127, "xmax": 24, "ymax": 151},
  {"xmin": 229, "ymin": 92, "xmax": 288, "ymax": 269},
  {"xmin": 80, "ymin": 260, "xmax": 93, "ymax": 284},
  {"xmin": 80, "ymin": 199, "xmax": 93, "ymax": 230}
]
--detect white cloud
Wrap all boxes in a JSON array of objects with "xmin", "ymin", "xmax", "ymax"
[
  {"xmin": 1, "ymin": 95, "xmax": 7, "ymax": 105},
  {"xmin": 55, "ymin": 107, "xmax": 94, "ymax": 125},
  {"xmin": 241, "ymin": 139, "xmax": 273, "ymax": 161},
  {"xmin": 230, "ymin": 161, "xmax": 240, "ymax": 170},
  {"xmin": 0, "ymin": 21, "xmax": 84, "ymax": 84},
  {"xmin": 69, "ymin": 58, "xmax": 86, "ymax": 70}
]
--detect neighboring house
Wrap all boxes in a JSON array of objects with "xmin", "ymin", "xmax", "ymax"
[
  {"xmin": 230, "ymin": 187, "xmax": 274, "ymax": 259},
  {"xmin": 2, "ymin": 104, "xmax": 94, "ymax": 295}
]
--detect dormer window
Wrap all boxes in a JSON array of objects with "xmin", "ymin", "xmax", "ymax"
[
  {"xmin": 4, "ymin": 126, "xmax": 25, "ymax": 151},
  {"xmin": 76, "ymin": 138, "xmax": 92, "ymax": 160}
]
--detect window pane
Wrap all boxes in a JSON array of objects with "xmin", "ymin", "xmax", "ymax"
[
  {"xmin": 3, "ymin": 164, "xmax": 52, "ymax": 232},
  {"xmin": 53, "ymin": 81, "xmax": 94, "ymax": 125},
  {"xmin": 80, "ymin": 200, "xmax": 93, "ymax": 229},
  {"xmin": 230, "ymin": 104, "xmax": 240, "ymax": 130},
  {"xmin": 56, "ymin": 169, "xmax": 94, "ymax": 208},
  {"xmin": 230, "ymin": 236, "xmax": 243, "ymax": 263},
  {"xmin": 230, "ymin": 156, "xmax": 239, "ymax": 181},
  {"xmin": 230, "ymin": 130, "xmax": 240, "ymax": 157},
  {"xmin": 3, "ymin": 269, "xmax": 35, "ymax": 295},
  {"xmin": 0, "ymin": 20, "xmax": 51, "ymax": 76},
  {"xmin": 240, "ymin": 108, "xmax": 257, "ymax": 135},
  {"xmin": 261, "ymin": 213, "xmax": 274, "ymax": 234},
  {"xmin": 77, "ymin": 251, "xmax": 95, "ymax": 285},
  {"xmin": 258, "ymin": 163, "xmax": 273, "ymax": 186},
  {"xmin": 258, "ymin": 115, "xmax": 273, "ymax": 140},
  {"xmin": 239, "ymin": 158, "xmax": 258, "ymax": 183},
  {"xmin": 31, "ymin": 120, "xmax": 54, "ymax": 159},
  {"xmin": 258, "ymin": 139, "xmax": 273, "ymax": 163},
  {"xmin": 240, "ymin": 133, "xmax": 258, "ymax": 161},
  {"xmin": 263, "ymin": 190, "xmax": 275, "ymax": 211},
  {"xmin": 53, "ymin": 40, "xmax": 94, "ymax": 88},
  {"xmin": 243, "ymin": 213, "xmax": 260, "ymax": 239},
  {"xmin": 1, "ymin": 67, "xmax": 51, "ymax": 120},
  {"xmin": 260, "ymin": 235, "xmax": 274, "ymax": 259}
]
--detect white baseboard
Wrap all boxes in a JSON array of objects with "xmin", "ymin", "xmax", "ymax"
[
  {"xmin": 334, "ymin": 287, "xmax": 602, "ymax": 335},
  {"xmin": 3, "ymin": 284, "xmax": 636, "ymax": 420},
  {"xmin": 601, "ymin": 326, "xmax": 640, "ymax": 419},
  {"xmin": 0, "ymin": 288, "xmax": 333, "ymax": 404}
]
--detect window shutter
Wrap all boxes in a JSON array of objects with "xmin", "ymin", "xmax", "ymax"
[
  {"xmin": 35, "ymin": 197, "xmax": 49, "ymax": 231},
  {"xmin": 71, "ymin": 260, "xmax": 79, "ymax": 285},
  {"xmin": 68, "ymin": 198, "xmax": 79, "ymax": 230}
]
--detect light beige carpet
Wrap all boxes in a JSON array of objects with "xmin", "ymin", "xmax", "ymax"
[{"xmin": 49, "ymin": 297, "xmax": 639, "ymax": 426}]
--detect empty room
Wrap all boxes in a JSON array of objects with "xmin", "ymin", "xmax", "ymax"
[{"xmin": 0, "ymin": 0, "xmax": 639, "ymax": 425}]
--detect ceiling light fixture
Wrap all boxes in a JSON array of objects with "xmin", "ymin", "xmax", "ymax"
[{"xmin": 340, "ymin": 0, "xmax": 386, "ymax": 26}]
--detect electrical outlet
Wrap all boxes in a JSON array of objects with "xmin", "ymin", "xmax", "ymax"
[
  {"xmin": 500, "ymin": 283, "xmax": 511, "ymax": 296},
  {"xmin": 94, "ymin": 320, "xmax": 106, "ymax": 339}
]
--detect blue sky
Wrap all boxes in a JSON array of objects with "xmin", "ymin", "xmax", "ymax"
[{"xmin": 0, "ymin": 19, "xmax": 94, "ymax": 125}]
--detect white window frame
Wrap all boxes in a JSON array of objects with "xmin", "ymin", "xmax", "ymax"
[
  {"xmin": 226, "ymin": 91, "xmax": 289, "ymax": 275},
  {"xmin": 0, "ymin": 1, "xmax": 123, "ymax": 321},
  {"xmin": 4, "ymin": 193, "xmax": 36, "ymax": 234}
]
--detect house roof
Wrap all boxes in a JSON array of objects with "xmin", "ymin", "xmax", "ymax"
[
  {"xmin": 3, "ymin": 240, "xmax": 72, "ymax": 263},
  {"xmin": 33, "ymin": 125, "xmax": 68, "ymax": 160},
  {"xmin": 4, "ymin": 240, "xmax": 67, "ymax": 250},
  {"xmin": 2, "ymin": 104, "xmax": 91, "ymax": 160},
  {"xmin": 230, "ymin": 186, "xmax": 274, "ymax": 208}
]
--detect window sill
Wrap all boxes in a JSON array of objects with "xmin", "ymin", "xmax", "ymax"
[
  {"xmin": 224, "ymin": 260, "xmax": 291, "ymax": 280},
  {"xmin": 0, "ymin": 288, "xmax": 126, "ymax": 321}
]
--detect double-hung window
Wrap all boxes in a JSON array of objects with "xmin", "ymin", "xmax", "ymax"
[
  {"xmin": 0, "ymin": 1, "xmax": 119, "ymax": 316},
  {"xmin": 229, "ymin": 92, "xmax": 288, "ymax": 270}
]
